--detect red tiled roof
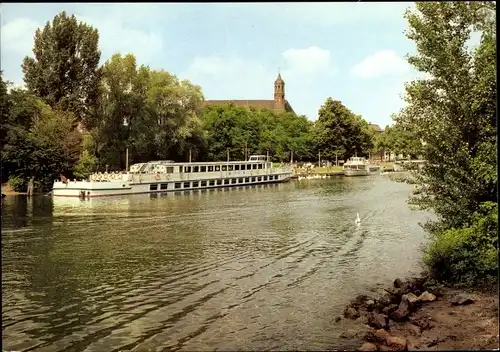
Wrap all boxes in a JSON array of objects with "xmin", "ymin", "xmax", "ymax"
[
  {"xmin": 369, "ymin": 123, "xmax": 383, "ymax": 132},
  {"xmin": 203, "ymin": 99, "xmax": 295, "ymax": 114}
]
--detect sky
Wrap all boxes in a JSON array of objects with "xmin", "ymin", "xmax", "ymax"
[{"xmin": 1, "ymin": 2, "xmax": 423, "ymax": 128}]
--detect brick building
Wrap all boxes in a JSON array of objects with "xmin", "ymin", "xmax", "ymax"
[{"xmin": 203, "ymin": 74, "xmax": 295, "ymax": 114}]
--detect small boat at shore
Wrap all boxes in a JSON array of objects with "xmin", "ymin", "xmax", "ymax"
[
  {"xmin": 52, "ymin": 155, "xmax": 293, "ymax": 198},
  {"xmin": 343, "ymin": 157, "xmax": 380, "ymax": 176}
]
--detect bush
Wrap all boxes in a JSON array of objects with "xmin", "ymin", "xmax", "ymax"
[
  {"xmin": 8, "ymin": 176, "xmax": 27, "ymax": 193},
  {"xmin": 423, "ymin": 202, "xmax": 498, "ymax": 288}
]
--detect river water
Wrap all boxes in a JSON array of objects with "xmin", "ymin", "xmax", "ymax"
[{"xmin": 2, "ymin": 176, "xmax": 433, "ymax": 351}]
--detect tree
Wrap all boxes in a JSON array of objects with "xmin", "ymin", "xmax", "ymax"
[
  {"xmin": 314, "ymin": 98, "xmax": 374, "ymax": 161},
  {"xmin": 95, "ymin": 53, "xmax": 150, "ymax": 169},
  {"xmin": 1, "ymin": 88, "xmax": 83, "ymax": 191},
  {"xmin": 22, "ymin": 11, "xmax": 101, "ymax": 127},
  {"xmin": 398, "ymin": 2, "xmax": 497, "ymax": 286},
  {"xmin": 146, "ymin": 70, "xmax": 205, "ymax": 161}
]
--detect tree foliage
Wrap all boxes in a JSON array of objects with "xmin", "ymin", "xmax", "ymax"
[
  {"xmin": 22, "ymin": 11, "xmax": 101, "ymax": 127},
  {"xmin": 397, "ymin": 2, "xmax": 497, "ymax": 286},
  {"xmin": 314, "ymin": 98, "xmax": 374, "ymax": 161}
]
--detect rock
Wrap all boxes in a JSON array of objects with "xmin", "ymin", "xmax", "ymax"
[
  {"xmin": 363, "ymin": 330, "xmax": 377, "ymax": 342},
  {"xmin": 406, "ymin": 292, "xmax": 419, "ymax": 304},
  {"xmin": 406, "ymin": 276, "xmax": 427, "ymax": 291},
  {"xmin": 374, "ymin": 329, "xmax": 391, "ymax": 342},
  {"xmin": 368, "ymin": 312, "xmax": 388, "ymax": 329},
  {"xmin": 449, "ymin": 293, "xmax": 474, "ymax": 306},
  {"xmin": 340, "ymin": 329, "xmax": 357, "ymax": 339},
  {"xmin": 379, "ymin": 293, "xmax": 393, "ymax": 306},
  {"xmin": 418, "ymin": 291, "xmax": 436, "ymax": 302},
  {"xmin": 344, "ymin": 306, "xmax": 360, "ymax": 319},
  {"xmin": 409, "ymin": 316, "xmax": 434, "ymax": 330},
  {"xmin": 366, "ymin": 299, "xmax": 376, "ymax": 311},
  {"xmin": 390, "ymin": 295, "xmax": 411, "ymax": 321},
  {"xmin": 358, "ymin": 342, "xmax": 378, "ymax": 351},
  {"xmin": 382, "ymin": 304, "xmax": 398, "ymax": 314},
  {"xmin": 351, "ymin": 294, "xmax": 373, "ymax": 309},
  {"xmin": 386, "ymin": 335, "xmax": 407, "ymax": 351},
  {"xmin": 394, "ymin": 278, "xmax": 405, "ymax": 288}
]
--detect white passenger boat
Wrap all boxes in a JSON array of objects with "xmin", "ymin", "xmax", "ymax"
[
  {"xmin": 343, "ymin": 157, "xmax": 380, "ymax": 176},
  {"xmin": 52, "ymin": 155, "xmax": 293, "ymax": 198}
]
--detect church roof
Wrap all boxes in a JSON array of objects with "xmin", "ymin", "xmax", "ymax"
[
  {"xmin": 203, "ymin": 99, "xmax": 294, "ymax": 114},
  {"xmin": 369, "ymin": 123, "xmax": 383, "ymax": 132}
]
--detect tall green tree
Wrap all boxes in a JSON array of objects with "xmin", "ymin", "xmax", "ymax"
[
  {"xmin": 22, "ymin": 11, "xmax": 101, "ymax": 127},
  {"xmin": 314, "ymin": 98, "xmax": 374, "ymax": 161},
  {"xmin": 398, "ymin": 2, "xmax": 497, "ymax": 286}
]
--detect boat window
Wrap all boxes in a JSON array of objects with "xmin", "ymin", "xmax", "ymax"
[
  {"xmin": 246, "ymin": 164, "xmax": 251, "ymax": 170},
  {"xmin": 184, "ymin": 166, "xmax": 191, "ymax": 173},
  {"xmin": 150, "ymin": 184, "xmax": 158, "ymax": 191},
  {"xmin": 209, "ymin": 180, "xmax": 215, "ymax": 186},
  {"xmin": 223, "ymin": 179, "xmax": 230, "ymax": 185},
  {"xmin": 252, "ymin": 177, "xmax": 256, "ymax": 182},
  {"xmin": 217, "ymin": 179, "xmax": 222, "ymax": 185},
  {"xmin": 208, "ymin": 166, "xmax": 213, "ymax": 172},
  {"xmin": 160, "ymin": 183, "xmax": 168, "ymax": 190},
  {"xmin": 215, "ymin": 166, "xmax": 220, "ymax": 172},
  {"xmin": 193, "ymin": 181, "xmax": 199, "ymax": 187},
  {"xmin": 228, "ymin": 165, "xmax": 234, "ymax": 171},
  {"xmin": 258, "ymin": 163, "xmax": 263, "ymax": 169},
  {"xmin": 275, "ymin": 175, "xmax": 279, "ymax": 180},
  {"xmin": 234, "ymin": 165, "xmax": 240, "ymax": 171},
  {"xmin": 238, "ymin": 178, "xmax": 243, "ymax": 183},
  {"xmin": 258, "ymin": 176, "xmax": 262, "ymax": 181},
  {"xmin": 193, "ymin": 166, "xmax": 199, "ymax": 172},
  {"xmin": 174, "ymin": 182, "xmax": 182, "ymax": 189},
  {"xmin": 245, "ymin": 177, "xmax": 250, "ymax": 183},
  {"xmin": 252, "ymin": 164, "xmax": 257, "ymax": 170},
  {"xmin": 231, "ymin": 178, "xmax": 237, "ymax": 184},
  {"xmin": 222, "ymin": 165, "xmax": 227, "ymax": 171},
  {"xmin": 183, "ymin": 182, "xmax": 190, "ymax": 188},
  {"xmin": 178, "ymin": 166, "xmax": 183, "ymax": 173},
  {"xmin": 263, "ymin": 176, "xmax": 267, "ymax": 181},
  {"xmin": 201, "ymin": 180, "xmax": 207, "ymax": 187},
  {"xmin": 166, "ymin": 167, "xmax": 174, "ymax": 173},
  {"xmin": 200, "ymin": 166, "xmax": 206, "ymax": 172}
]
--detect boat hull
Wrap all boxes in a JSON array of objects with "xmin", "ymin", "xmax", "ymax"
[
  {"xmin": 53, "ymin": 172, "xmax": 292, "ymax": 198},
  {"xmin": 343, "ymin": 169, "xmax": 369, "ymax": 176}
]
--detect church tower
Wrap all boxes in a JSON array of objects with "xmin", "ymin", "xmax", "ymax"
[{"xmin": 274, "ymin": 73, "xmax": 285, "ymax": 113}]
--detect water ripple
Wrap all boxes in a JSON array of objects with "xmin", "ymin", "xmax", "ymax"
[{"xmin": 1, "ymin": 177, "xmax": 434, "ymax": 351}]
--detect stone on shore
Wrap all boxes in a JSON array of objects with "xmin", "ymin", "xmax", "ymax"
[
  {"xmin": 344, "ymin": 306, "xmax": 360, "ymax": 319},
  {"xmin": 358, "ymin": 342, "xmax": 378, "ymax": 351},
  {"xmin": 418, "ymin": 291, "xmax": 436, "ymax": 302},
  {"xmin": 449, "ymin": 293, "xmax": 474, "ymax": 306},
  {"xmin": 390, "ymin": 294, "xmax": 411, "ymax": 321},
  {"xmin": 368, "ymin": 312, "xmax": 388, "ymax": 329}
]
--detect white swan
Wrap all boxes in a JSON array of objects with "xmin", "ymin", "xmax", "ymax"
[{"xmin": 355, "ymin": 213, "xmax": 361, "ymax": 225}]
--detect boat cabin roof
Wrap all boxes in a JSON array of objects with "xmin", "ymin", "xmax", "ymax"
[
  {"xmin": 346, "ymin": 157, "xmax": 367, "ymax": 163},
  {"xmin": 130, "ymin": 155, "xmax": 270, "ymax": 170}
]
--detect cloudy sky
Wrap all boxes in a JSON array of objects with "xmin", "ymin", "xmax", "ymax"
[{"xmin": 1, "ymin": 2, "xmax": 421, "ymax": 127}]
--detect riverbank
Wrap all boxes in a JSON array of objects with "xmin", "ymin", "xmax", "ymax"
[
  {"xmin": 1, "ymin": 183, "xmax": 26, "ymax": 196},
  {"xmin": 335, "ymin": 276, "xmax": 499, "ymax": 351}
]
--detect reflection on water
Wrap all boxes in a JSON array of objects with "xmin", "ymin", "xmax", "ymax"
[{"xmin": 2, "ymin": 178, "xmax": 433, "ymax": 351}]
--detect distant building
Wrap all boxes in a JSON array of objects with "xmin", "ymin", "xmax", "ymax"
[
  {"xmin": 203, "ymin": 74, "xmax": 296, "ymax": 115},
  {"xmin": 369, "ymin": 123, "xmax": 383, "ymax": 134}
]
